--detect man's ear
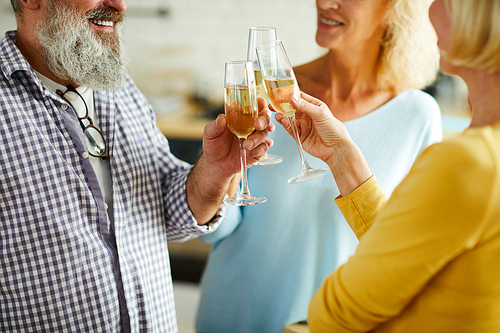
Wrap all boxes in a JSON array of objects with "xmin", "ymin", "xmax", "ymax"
[{"xmin": 19, "ymin": 0, "xmax": 42, "ymax": 10}]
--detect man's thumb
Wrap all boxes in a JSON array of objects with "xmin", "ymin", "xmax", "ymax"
[{"xmin": 205, "ymin": 113, "xmax": 227, "ymax": 139}]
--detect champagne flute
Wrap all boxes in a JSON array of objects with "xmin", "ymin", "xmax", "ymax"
[
  {"xmin": 247, "ymin": 27, "xmax": 283, "ymax": 165},
  {"xmin": 224, "ymin": 61, "xmax": 267, "ymax": 206},
  {"xmin": 256, "ymin": 40, "xmax": 329, "ymax": 184}
]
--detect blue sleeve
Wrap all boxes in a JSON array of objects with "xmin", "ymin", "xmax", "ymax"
[{"xmin": 199, "ymin": 204, "xmax": 242, "ymax": 243}]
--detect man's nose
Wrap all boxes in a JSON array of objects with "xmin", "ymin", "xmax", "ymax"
[{"xmin": 103, "ymin": 0, "xmax": 127, "ymax": 13}]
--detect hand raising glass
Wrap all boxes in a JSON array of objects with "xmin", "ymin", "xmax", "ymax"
[
  {"xmin": 224, "ymin": 60, "xmax": 267, "ymax": 205},
  {"xmin": 257, "ymin": 40, "xmax": 329, "ymax": 183}
]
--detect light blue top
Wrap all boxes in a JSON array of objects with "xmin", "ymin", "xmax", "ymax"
[{"xmin": 196, "ymin": 89, "xmax": 443, "ymax": 333}]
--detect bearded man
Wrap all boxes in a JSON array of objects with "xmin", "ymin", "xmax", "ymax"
[{"xmin": 0, "ymin": 0, "xmax": 272, "ymax": 331}]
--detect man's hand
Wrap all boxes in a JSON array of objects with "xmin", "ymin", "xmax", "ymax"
[
  {"xmin": 202, "ymin": 97, "xmax": 274, "ymax": 177},
  {"xmin": 186, "ymin": 97, "xmax": 273, "ymax": 224}
]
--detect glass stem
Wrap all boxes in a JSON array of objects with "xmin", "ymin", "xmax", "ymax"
[
  {"xmin": 238, "ymin": 138, "xmax": 252, "ymax": 197},
  {"xmin": 289, "ymin": 115, "xmax": 313, "ymax": 172}
]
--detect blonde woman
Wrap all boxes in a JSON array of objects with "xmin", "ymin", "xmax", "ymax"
[
  {"xmin": 196, "ymin": 1, "xmax": 442, "ymax": 332},
  {"xmin": 278, "ymin": 0, "xmax": 500, "ymax": 331}
]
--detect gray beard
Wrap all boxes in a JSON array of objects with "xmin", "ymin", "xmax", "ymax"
[{"xmin": 36, "ymin": 1, "xmax": 129, "ymax": 91}]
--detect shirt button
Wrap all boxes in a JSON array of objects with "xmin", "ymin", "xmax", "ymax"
[
  {"xmin": 82, "ymin": 152, "xmax": 89, "ymax": 159},
  {"xmin": 105, "ymin": 203, "xmax": 109, "ymax": 209},
  {"xmin": 61, "ymin": 104, "xmax": 68, "ymax": 110}
]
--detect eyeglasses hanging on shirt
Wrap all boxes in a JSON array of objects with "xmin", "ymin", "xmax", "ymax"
[{"xmin": 56, "ymin": 85, "xmax": 109, "ymax": 159}]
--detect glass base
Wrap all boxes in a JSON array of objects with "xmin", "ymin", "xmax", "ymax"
[
  {"xmin": 224, "ymin": 195, "xmax": 267, "ymax": 206},
  {"xmin": 288, "ymin": 168, "xmax": 329, "ymax": 184},
  {"xmin": 254, "ymin": 153, "xmax": 283, "ymax": 166}
]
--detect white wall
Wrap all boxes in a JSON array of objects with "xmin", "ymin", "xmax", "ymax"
[
  {"xmin": 0, "ymin": 0, "xmax": 322, "ymax": 104},
  {"xmin": 1, "ymin": 0, "xmax": 470, "ymax": 123},
  {"xmin": 122, "ymin": 0, "xmax": 322, "ymax": 103},
  {"xmin": 1, "ymin": 4, "xmax": 17, "ymax": 31}
]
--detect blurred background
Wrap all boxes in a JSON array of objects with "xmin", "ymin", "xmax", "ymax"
[{"xmin": 0, "ymin": 0, "xmax": 471, "ymax": 331}]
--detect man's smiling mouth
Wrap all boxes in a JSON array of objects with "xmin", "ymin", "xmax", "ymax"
[{"xmin": 89, "ymin": 18, "xmax": 114, "ymax": 27}]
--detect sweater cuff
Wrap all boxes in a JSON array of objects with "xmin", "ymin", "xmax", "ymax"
[{"xmin": 334, "ymin": 175, "xmax": 387, "ymax": 239}]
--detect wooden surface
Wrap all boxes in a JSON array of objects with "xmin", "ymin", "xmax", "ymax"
[
  {"xmin": 283, "ymin": 323, "xmax": 310, "ymax": 333},
  {"xmin": 156, "ymin": 104, "xmax": 211, "ymax": 140},
  {"xmin": 168, "ymin": 238, "xmax": 211, "ymax": 260}
]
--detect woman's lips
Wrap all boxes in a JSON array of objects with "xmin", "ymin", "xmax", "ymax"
[{"xmin": 319, "ymin": 16, "xmax": 343, "ymax": 27}]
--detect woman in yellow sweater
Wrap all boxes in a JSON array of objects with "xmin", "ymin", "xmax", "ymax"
[{"xmin": 275, "ymin": 0, "xmax": 500, "ymax": 332}]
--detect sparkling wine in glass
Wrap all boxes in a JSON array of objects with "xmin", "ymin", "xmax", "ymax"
[
  {"xmin": 224, "ymin": 61, "xmax": 267, "ymax": 205},
  {"xmin": 257, "ymin": 40, "xmax": 329, "ymax": 184},
  {"xmin": 247, "ymin": 27, "xmax": 283, "ymax": 165}
]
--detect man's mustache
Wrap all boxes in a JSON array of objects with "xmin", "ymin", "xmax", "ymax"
[{"xmin": 85, "ymin": 7, "xmax": 124, "ymax": 24}]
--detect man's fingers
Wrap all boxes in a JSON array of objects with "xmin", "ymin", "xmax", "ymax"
[
  {"xmin": 204, "ymin": 114, "xmax": 227, "ymax": 140},
  {"xmin": 244, "ymin": 125, "xmax": 269, "ymax": 150},
  {"xmin": 258, "ymin": 96, "xmax": 267, "ymax": 111},
  {"xmin": 255, "ymin": 109, "xmax": 271, "ymax": 131},
  {"xmin": 246, "ymin": 140, "xmax": 272, "ymax": 161}
]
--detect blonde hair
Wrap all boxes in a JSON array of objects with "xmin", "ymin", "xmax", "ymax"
[
  {"xmin": 444, "ymin": 0, "xmax": 500, "ymax": 72},
  {"xmin": 378, "ymin": 0, "xmax": 439, "ymax": 92}
]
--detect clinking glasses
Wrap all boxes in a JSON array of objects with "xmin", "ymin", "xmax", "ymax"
[{"xmin": 56, "ymin": 85, "xmax": 109, "ymax": 159}]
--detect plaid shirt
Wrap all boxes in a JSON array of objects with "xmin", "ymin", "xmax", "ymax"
[{"xmin": 0, "ymin": 31, "xmax": 220, "ymax": 332}]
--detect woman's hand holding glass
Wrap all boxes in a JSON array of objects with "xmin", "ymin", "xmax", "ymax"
[
  {"xmin": 276, "ymin": 91, "xmax": 348, "ymax": 163},
  {"xmin": 257, "ymin": 40, "xmax": 329, "ymax": 183},
  {"xmin": 276, "ymin": 91, "xmax": 373, "ymax": 197}
]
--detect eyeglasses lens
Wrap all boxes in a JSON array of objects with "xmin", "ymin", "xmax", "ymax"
[{"xmin": 84, "ymin": 127, "xmax": 107, "ymax": 156}]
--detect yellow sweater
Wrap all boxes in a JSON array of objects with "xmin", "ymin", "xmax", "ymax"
[{"xmin": 308, "ymin": 123, "xmax": 500, "ymax": 332}]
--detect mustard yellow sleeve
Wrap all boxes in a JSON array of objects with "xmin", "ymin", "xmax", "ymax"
[
  {"xmin": 308, "ymin": 137, "xmax": 495, "ymax": 333},
  {"xmin": 335, "ymin": 176, "xmax": 388, "ymax": 239}
]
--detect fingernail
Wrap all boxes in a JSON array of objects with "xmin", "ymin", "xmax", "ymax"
[
  {"xmin": 258, "ymin": 119, "xmax": 265, "ymax": 128},
  {"xmin": 292, "ymin": 92, "xmax": 300, "ymax": 103},
  {"xmin": 215, "ymin": 114, "xmax": 222, "ymax": 127},
  {"xmin": 244, "ymin": 139, "xmax": 254, "ymax": 150}
]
